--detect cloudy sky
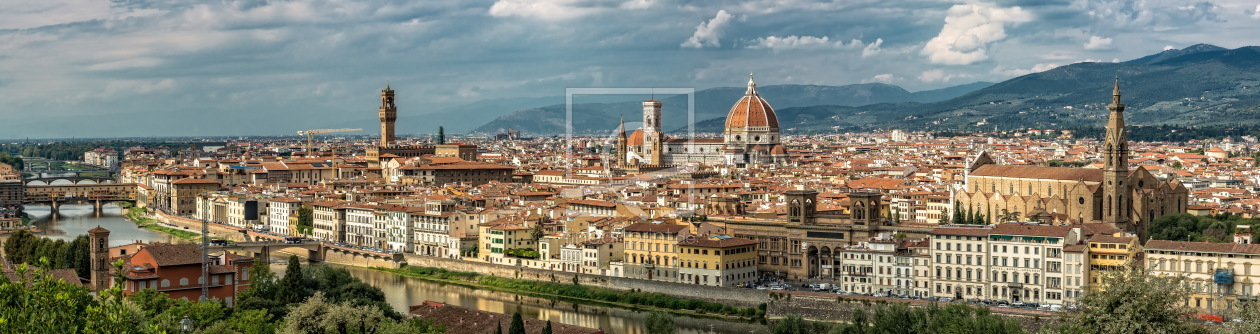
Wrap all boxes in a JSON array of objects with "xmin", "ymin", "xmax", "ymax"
[{"xmin": 2, "ymin": 0, "xmax": 1258, "ymax": 138}]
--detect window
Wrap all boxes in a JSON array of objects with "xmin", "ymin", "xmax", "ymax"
[{"xmin": 179, "ymin": 278, "xmax": 188, "ymax": 286}]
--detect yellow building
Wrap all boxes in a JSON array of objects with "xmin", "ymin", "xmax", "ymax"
[
  {"xmin": 677, "ymin": 236, "xmax": 759, "ymax": 287},
  {"xmin": 478, "ymin": 218, "xmax": 539, "ymax": 265},
  {"xmin": 1087, "ymin": 233, "xmax": 1140, "ymax": 290},
  {"xmin": 622, "ymin": 222, "xmax": 689, "ymax": 282}
]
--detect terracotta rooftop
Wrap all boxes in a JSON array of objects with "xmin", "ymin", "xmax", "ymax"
[
  {"xmin": 989, "ymin": 223, "xmax": 1075, "ymax": 237},
  {"xmin": 623, "ymin": 222, "xmax": 688, "ymax": 234},
  {"xmin": 141, "ymin": 243, "xmax": 205, "ymax": 267},
  {"xmin": 1145, "ymin": 240, "xmax": 1260, "ymax": 254},
  {"xmin": 970, "ymin": 165, "xmax": 1103, "ymax": 182}
]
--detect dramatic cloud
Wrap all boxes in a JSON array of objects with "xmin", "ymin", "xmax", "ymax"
[
  {"xmin": 746, "ymin": 35, "xmax": 866, "ymax": 50},
  {"xmin": 862, "ymin": 73, "xmax": 896, "ymax": 84},
  {"xmin": 918, "ymin": 69, "xmax": 955, "ymax": 83},
  {"xmin": 921, "ymin": 2, "xmax": 1033, "ymax": 65},
  {"xmin": 2, "ymin": 0, "xmax": 1258, "ymax": 138},
  {"xmin": 861, "ymin": 38, "xmax": 884, "ymax": 58},
  {"xmin": 681, "ymin": 10, "xmax": 734, "ymax": 48},
  {"xmin": 1083, "ymin": 35, "xmax": 1113, "ymax": 50},
  {"xmin": 995, "ymin": 63, "xmax": 1060, "ymax": 77}
]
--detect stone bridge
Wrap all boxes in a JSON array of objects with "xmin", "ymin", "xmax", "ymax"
[
  {"xmin": 24, "ymin": 176, "xmax": 118, "ymax": 186},
  {"xmin": 211, "ymin": 240, "xmax": 324, "ymax": 264},
  {"xmin": 23, "ymin": 183, "xmax": 136, "ymax": 211}
]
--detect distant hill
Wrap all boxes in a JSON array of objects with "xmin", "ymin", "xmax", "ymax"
[
  {"xmin": 471, "ymin": 82, "xmax": 990, "ymax": 135},
  {"xmin": 687, "ymin": 45, "xmax": 1260, "ymax": 133},
  {"xmin": 911, "ymin": 82, "xmax": 994, "ymax": 103}
]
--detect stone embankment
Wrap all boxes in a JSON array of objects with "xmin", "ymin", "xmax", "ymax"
[{"xmin": 767, "ymin": 292, "xmax": 1055, "ymax": 332}]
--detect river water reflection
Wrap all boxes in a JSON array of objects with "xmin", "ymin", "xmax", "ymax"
[
  {"xmin": 3, "ymin": 204, "xmax": 179, "ymax": 247},
  {"xmin": 274, "ymin": 264, "xmax": 769, "ymax": 334}
]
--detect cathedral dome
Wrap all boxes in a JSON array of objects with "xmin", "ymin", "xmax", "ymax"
[
  {"xmin": 725, "ymin": 75, "xmax": 779, "ymax": 130},
  {"xmin": 627, "ymin": 129, "xmax": 645, "ymax": 146}
]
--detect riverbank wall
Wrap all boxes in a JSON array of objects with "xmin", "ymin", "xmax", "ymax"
[
  {"xmin": 402, "ymin": 254, "xmax": 769, "ymax": 307},
  {"xmin": 149, "ymin": 211, "xmax": 248, "ymax": 241},
  {"xmin": 766, "ymin": 293, "xmax": 1055, "ymax": 332}
]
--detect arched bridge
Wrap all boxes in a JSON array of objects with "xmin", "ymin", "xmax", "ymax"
[
  {"xmin": 25, "ymin": 176, "xmax": 118, "ymax": 186},
  {"xmin": 24, "ymin": 183, "xmax": 136, "ymax": 211},
  {"xmin": 211, "ymin": 240, "xmax": 324, "ymax": 264}
]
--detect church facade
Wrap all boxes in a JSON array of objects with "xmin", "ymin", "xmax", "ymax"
[
  {"xmin": 617, "ymin": 75, "xmax": 789, "ymax": 168},
  {"xmin": 952, "ymin": 79, "xmax": 1188, "ymax": 238}
]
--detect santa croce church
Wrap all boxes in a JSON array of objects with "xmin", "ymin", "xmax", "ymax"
[{"xmin": 952, "ymin": 79, "xmax": 1188, "ymax": 239}]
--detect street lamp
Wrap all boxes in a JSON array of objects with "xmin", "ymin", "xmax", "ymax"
[{"xmin": 180, "ymin": 316, "xmax": 193, "ymax": 333}]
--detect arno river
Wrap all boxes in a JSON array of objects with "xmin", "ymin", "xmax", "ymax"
[{"xmin": 13, "ymin": 204, "xmax": 768, "ymax": 334}]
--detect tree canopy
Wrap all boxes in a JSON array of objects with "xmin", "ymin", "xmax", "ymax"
[
  {"xmin": 1148, "ymin": 213, "xmax": 1257, "ymax": 243},
  {"xmin": 1052, "ymin": 265, "xmax": 1205, "ymax": 334}
]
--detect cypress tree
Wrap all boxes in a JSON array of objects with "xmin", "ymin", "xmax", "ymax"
[
  {"xmin": 508, "ymin": 312, "xmax": 525, "ymax": 334},
  {"xmin": 542, "ymin": 320, "xmax": 553, "ymax": 334}
]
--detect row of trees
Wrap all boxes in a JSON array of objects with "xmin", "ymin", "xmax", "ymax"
[
  {"xmin": 0, "ymin": 140, "xmax": 189, "ymax": 162},
  {"xmin": 947, "ymin": 202, "xmax": 990, "ymax": 225},
  {"xmin": 1, "ymin": 230, "xmax": 91, "ymax": 277},
  {"xmin": 0, "ymin": 152, "xmax": 22, "ymax": 170},
  {"xmin": 1149, "ymin": 213, "xmax": 1258, "ymax": 243}
]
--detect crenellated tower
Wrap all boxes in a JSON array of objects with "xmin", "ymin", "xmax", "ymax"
[
  {"xmin": 1102, "ymin": 77, "xmax": 1130, "ymax": 229},
  {"xmin": 642, "ymin": 99, "xmax": 664, "ymax": 165},
  {"xmin": 379, "ymin": 84, "xmax": 397, "ymax": 147}
]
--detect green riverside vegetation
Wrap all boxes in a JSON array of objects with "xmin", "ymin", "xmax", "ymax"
[
  {"xmin": 122, "ymin": 205, "xmax": 202, "ymax": 241},
  {"xmin": 378, "ymin": 265, "xmax": 766, "ymax": 319}
]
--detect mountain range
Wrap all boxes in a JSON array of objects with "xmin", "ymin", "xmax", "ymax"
[
  {"xmin": 692, "ymin": 44, "xmax": 1260, "ymax": 133},
  {"xmin": 468, "ymin": 44, "xmax": 1260, "ymax": 135},
  {"xmin": 467, "ymin": 81, "xmax": 993, "ymax": 135}
]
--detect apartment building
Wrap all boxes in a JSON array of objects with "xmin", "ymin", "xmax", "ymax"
[
  {"xmin": 622, "ymin": 222, "xmax": 689, "ymax": 282},
  {"xmin": 1087, "ymin": 233, "xmax": 1141, "ymax": 290},
  {"xmin": 929, "ymin": 225, "xmax": 991, "ymax": 300},
  {"xmin": 312, "ymin": 201, "xmax": 348, "ymax": 243},
  {"xmin": 1144, "ymin": 240, "xmax": 1260, "ymax": 313},
  {"xmin": 986, "ymin": 224, "xmax": 1080, "ymax": 305},
  {"xmin": 676, "ymin": 236, "xmax": 758, "ymax": 287}
]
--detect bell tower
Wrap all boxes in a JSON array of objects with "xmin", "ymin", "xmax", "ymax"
[
  {"xmin": 88, "ymin": 226, "xmax": 111, "ymax": 291},
  {"xmin": 1102, "ymin": 77, "xmax": 1131, "ymax": 230},
  {"xmin": 642, "ymin": 99, "xmax": 664, "ymax": 164},
  {"xmin": 379, "ymin": 84, "xmax": 397, "ymax": 147},
  {"xmin": 786, "ymin": 190, "xmax": 818, "ymax": 225}
]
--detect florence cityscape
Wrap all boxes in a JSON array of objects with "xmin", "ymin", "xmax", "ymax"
[{"xmin": 5, "ymin": 1, "xmax": 1260, "ymax": 333}]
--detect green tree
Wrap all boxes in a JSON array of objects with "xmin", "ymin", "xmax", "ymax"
[
  {"xmin": 437, "ymin": 126, "xmax": 446, "ymax": 145},
  {"xmin": 772, "ymin": 314, "xmax": 808, "ymax": 334},
  {"xmin": 645, "ymin": 311, "xmax": 675, "ymax": 334},
  {"xmin": 278, "ymin": 292, "xmax": 392, "ymax": 334},
  {"xmin": 63, "ymin": 235, "xmax": 92, "ymax": 278},
  {"xmin": 542, "ymin": 320, "xmax": 553, "ymax": 334},
  {"xmin": 509, "ymin": 311, "xmax": 526, "ymax": 334},
  {"xmin": 495, "ymin": 322, "xmax": 503, "ymax": 334},
  {"xmin": 277, "ymin": 255, "xmax": 310, "ymax": 305},
  {"xmin": 1054, "ymin": 265, "xmax": 1205, "ymax": 334},
  {"xmin": 296, "ymin": 206, "xmax": 314, "ymax": 235}
]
